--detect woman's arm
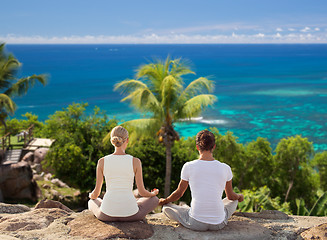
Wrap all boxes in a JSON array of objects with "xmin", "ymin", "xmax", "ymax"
[
  {"xmin": 89, "ymin": 158, "xmax": 104, "ymax": 199},
  {"xmin": 225, "ymin": 180, "xmax": 244, "ymax": 202},
  {"xmin": 134, "ymin": 157, "xmax": 159, "ymax": 197},
  {"xmin": 159, "ymin": 179, "xmax": 189, "ymax": 205}
]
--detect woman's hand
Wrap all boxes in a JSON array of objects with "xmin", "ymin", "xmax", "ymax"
[
  {"xmin": 151, "ymin": 188, "xmax": 159, "ymax": 196},
  {"xmin": 89, "ymin": 191, "xmax": 97, "ymax": 200}
]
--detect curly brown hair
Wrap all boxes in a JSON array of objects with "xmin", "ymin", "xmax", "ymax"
[{"xmin": 196, "ymin": 130, "xmax": 215, "ymax": 152}]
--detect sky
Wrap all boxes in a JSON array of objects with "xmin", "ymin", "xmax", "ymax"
[{"xmin": 1, "ymin": 0, "xmax": 327, "ymax": 44}]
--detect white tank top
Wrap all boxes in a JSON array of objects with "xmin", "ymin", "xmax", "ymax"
[{"xmin": 100, "ymin": 154, "xmax": 139, "ymax": 217}]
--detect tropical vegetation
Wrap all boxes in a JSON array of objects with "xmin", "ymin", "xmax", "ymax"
[
  {"xmin": 113, "ymin": 57, "xmax": 217, "ymax": 196},
  {"xmin": 4, "ymin": 103, "xmax": 327, "ymax": 215},
  {"xmin": 0, "ymin": 43, "xmax": 47, "ymax": 129}
]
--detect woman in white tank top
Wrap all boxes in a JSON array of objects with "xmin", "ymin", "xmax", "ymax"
[{"xmin": 88, "ymin": 126, "xmax": 159, "ymax": 221}]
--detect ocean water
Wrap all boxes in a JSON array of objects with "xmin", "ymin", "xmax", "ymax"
[{"xmin": 7, "ymin": 44, "xmax": 327, "ymax": 151}]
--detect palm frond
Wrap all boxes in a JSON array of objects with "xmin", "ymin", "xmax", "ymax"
[
  {"xmin": 0, "ymin": 43, "xmax": 9, "ymax": 61},
  {"xmin": 136, "ymin": 57, "xmax": 194, "ymax": 94},
  {"xmin": 136, "ymin": 63, "xmax": 166, "ymax": 92},
  {"xmin": 114, "ymin": 79, "xmax": 149, "ymax": 94},
  {"xmin": 160, "ymin": 75, "xmax": 183, "ymax": 108},
  {"xmin": 0, "ymin": 43, "xmax": 5, "ymax": 53},
  {"xmin": 0, "ymin": 56, "xmax": 20, "ymax": 84},
  {"xmin": 178, "ymin": 78, "xmax": 214, "ymax": 107},
  {"xmin": 176, "ymin": 94, "xmax": 217, "ymax": 119},
  {"xmin": 170, "ymin": 58, "xmax": 195, "ymax": 77},
  {"xmin": 164, "ymin": 57, "xmax": 171, "ymax": 74},
  {"xmin": 0, "ymin": 93, "xmax": 16, "ymax": 114},
  {"xmin": 5, "ymin": 74, "xmax": 48, "ymax": 97},
  {"xmin": 114, "ymin": 79, "xmax": 160, "ymax": 112},
  {"xmin": 183, "ymin": 77, "xmax": 215, "ymax": 97},
  {"xmin": 136, "ymin": 63, "xmax": 162, "ymax": 81}
]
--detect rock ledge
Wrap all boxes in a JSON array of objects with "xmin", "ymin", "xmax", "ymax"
[{"xmin": 0, "ymin": 201, "xmax": 326, "ymax": 240}]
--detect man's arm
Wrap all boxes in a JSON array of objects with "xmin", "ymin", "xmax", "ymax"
[
  {"xmin": 159, "ymin": 179, "xmax": 189, "ymax": 205},
  {"xmin": 225, "ymin": 180, "xmax": 244, "ymax": 202}
]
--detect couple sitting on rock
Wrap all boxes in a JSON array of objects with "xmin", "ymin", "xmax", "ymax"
[{"xmin": 88, "ymin": 126, "xmax": 244, "ymax": 231}]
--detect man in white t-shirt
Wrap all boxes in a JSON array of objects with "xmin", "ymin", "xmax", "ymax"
[{"xmin": 159, "ymin": 130, "xmax": 244, "ymax": 231}]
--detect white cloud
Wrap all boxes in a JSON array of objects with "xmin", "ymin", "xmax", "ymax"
[
  {"xmin": 315, "ymin": 27, "xmax": 320, "ymax": 31},
  {"xmin": 276, "ymin": 28, "xmax": 283, "ymax": 32},
  {"xmin": 255, "ymin": 33, "xmax": 265, "ymax": 38},
  {"xmin": 1, "ymin": 33, "xmax": 327, "ymax": 44},
  {"xmin": 288, "ymin": 28, "xmax": 296, "ymax": 31},
  {"xmin": 274, "ymin": 33, "xmax": 282, "ymax": 38},
  {"xmin": 155, "ymin": 23, "xmax": 260, "ymax": 35},
  {"xmin": 300, "ymin": 27, "xmax": 311, "ymax": 32}
]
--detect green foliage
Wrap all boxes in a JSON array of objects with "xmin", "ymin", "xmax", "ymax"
[
  {"xmin": 296, "ymin": 191, "xmax": 327, "ymax": 216},
  {"xmin": 272, "ymin": 135, "xmax": 316, "ymax": 208},
  {"xmin": 42, "ymin": 103, "xmax": 118, "ymax": 191},
  {"xmin": 313, "ymin": 151, "xmax": 327, "ymax": 191},
  {"xmin": 5, "ymin": 102, "xmax": 327, "ymax": 216},
  {"xmin": 211, "ymin": 128, "xmax": 246, "ymax": 187},
  {"xmin": 309, "ymin": 191, "xmax": 327, "ymax": 216},
  {"xmin": 127, "ymin": 136, "xmax": 197, "ymax": 201},
  {"xmin": 240, "ymin": 137, "xmax": 273, "ymax": 189},
  {"xmin": 128, "ymin": 137, "xmax": 166, "ymax": 192},
  {"xmin": 238, "ymin": 186, "xmax": 291, "ymax": 214},
  {"xmin": 295, "ymin": 198, "xmax": 309, "ymax": 216},
  {"xmin": 3, "ymin": 113, "xmax": 44, "ymax": 136}
]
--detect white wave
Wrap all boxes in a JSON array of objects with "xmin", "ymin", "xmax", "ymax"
[
  {"xmin": 180, "ymin": 117, "xmax": 203, "ymax": 121},
  {"xmin": 18, "ymin": 105, "xmax": 36, "ymax": 109},
  {"xmin": 179, "ymin": 116, "xmax": 227, "ymax": 125},
  {"xmin": 200, "ymin": 119, "xmax": 227, "ymax": 125}
]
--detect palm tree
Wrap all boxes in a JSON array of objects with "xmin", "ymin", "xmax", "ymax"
[
  {"xmin": 113, "ymin": 57, "xmax": 217, "ymax": 196},
  {"xmin": 0, "ymin": 43, "xmax": 47, "ymax": 129}
]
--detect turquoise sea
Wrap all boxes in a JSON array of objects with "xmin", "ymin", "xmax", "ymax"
[{"xmin": 7, "ymin": 44, "xmax": 327, "ymax": 151}]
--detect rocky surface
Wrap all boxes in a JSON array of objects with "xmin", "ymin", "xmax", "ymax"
[
  {"xmin": 0, "ymin": 161, "xmax": 40, "ymax": 201},
  {"xmin": 0, "ymin": 208, "xmax": 70, "ymax": 232},
  {"xmin": 21, "ymin": 152, "xmax": 34, "ymax": 163},
  {"xmin": 68, "ymin": 211, "xmax": 154, "ymax": 239},
  {"xmin": 35, "ymin": 199, "xmax": 73, "ymax": 213},
  {"xmin": 0, "ymin": 201, "xmax": 326, "ymax": 240},
  {"xmin": 147, "ymin": 212, "xmax": 327, "ymax": 240},
  {"xmin": 33, "ymin": 148, "xmax": 49, "ymax": 164},
  {"xmin": 301, "ymin": 222, "xmax": 327, "ymax": 239},
  {"xmin": 0, "ymin": 203, "xmax": 30, "ymax": 214},
  {"xmin": 51, "ymin": 178, "xmax": 69, "ymax": 188}
]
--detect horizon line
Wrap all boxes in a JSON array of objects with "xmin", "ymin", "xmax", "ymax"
[
  {"xmin": 2, "ymin": 33, "xmax": 327, "ymax": 44},
  {"xmin": 4, "ymin": 42, "xmax": 327, "ymax": 45}
]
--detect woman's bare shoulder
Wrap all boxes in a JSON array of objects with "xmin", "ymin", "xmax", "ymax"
[
  {"xmin": 98, "ymin": 157, "xmax": 104, "ymax": 167},
  {"xmin": 133, "ymin": 157, "xmax": 142, "ymax": 166}
]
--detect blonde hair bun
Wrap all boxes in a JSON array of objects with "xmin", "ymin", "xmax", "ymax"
[
  {"xmin": 111, "ymin": 136, "xmax": 124, "ymax": 147},
  {"xmin": 110, "ymin": 126, "xmax": 128, "ymax": 147}
]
